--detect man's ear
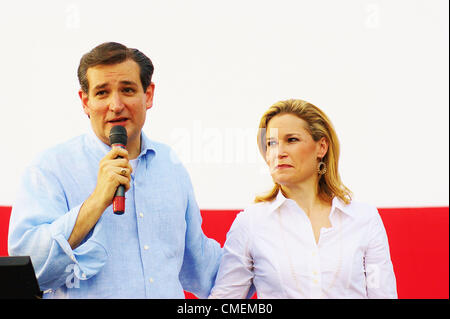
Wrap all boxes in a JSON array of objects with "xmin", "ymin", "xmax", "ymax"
[
  {"xmin": 145, "ymin": 82, "xmax": 155, "ymax": 110},
  {"xmin": 79, "ymin": 89, "xmax": 90, "ymax": 118}
]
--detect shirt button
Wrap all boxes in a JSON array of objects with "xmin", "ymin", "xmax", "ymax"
[
  {"xmin": 139, "ymin": 212, "xmax": 144, "ymax": 218},
  {"xmin": 313, "ymin": 271, "xmax": 318, "ymax": 275},
  {"xmin": 81, "ymin": 273, "xmax": 86, "ymax": 279},
  {"xmin": 149, "ymin": 278, "xmax": 154, "ymax": 283},
  {"xmin": 313, "ymin": 279, "xmax": 319, "ymax": 284},
  {"xmin": 144, "ymin": 245, "xmax": 149, "ymax": 250}
]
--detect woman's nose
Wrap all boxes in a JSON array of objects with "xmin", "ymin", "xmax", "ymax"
[{"xmin": 277, "ymin": 143, "xmax": 288, "ymax": 158}]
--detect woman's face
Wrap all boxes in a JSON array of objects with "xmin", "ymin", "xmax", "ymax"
[{"xmin": 265, "ymin": 113, "xmax": 328, "ymax": 187}]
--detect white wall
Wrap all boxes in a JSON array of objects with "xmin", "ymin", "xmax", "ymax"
[{"xmin": 1, "ymin": 0, "xmax": 448, "ymax": 208}]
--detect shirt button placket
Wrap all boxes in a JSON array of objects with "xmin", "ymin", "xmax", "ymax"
[
  {"xmin": 311, "ymin": 249, "xmax": 322, "ymax": 298},
  {"xmin": 136, "ymin": 208, "xmax": 152, "ymax": 296}
]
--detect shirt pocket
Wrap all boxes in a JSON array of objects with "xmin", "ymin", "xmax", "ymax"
[{"xmin": 154, "ymin": 198, "xmax": 186, "ymax": 259}]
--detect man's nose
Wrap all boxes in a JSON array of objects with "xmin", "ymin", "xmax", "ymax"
[{"xmin": 109, "ymin": 92, "xmax": 125, "ymax": 113}]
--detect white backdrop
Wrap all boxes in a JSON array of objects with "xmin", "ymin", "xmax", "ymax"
[{"xmin": 0, "ymin": 0, "xmax": 448, "ymax": 209}]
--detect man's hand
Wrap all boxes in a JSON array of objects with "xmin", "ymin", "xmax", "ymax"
[
  {"xmin": 91, "ymin": 147, "xmax": 132, "ymax": 210},
  {"xmin": 68, "ymin": 147, "xmax": 132, "ymax": 249}
]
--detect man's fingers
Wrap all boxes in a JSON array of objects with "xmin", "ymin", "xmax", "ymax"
[
  {"xmin": 106, "ymin": 147, "xmax": 129, "ymax": 160},
  {"xmin": 116, "ymin": 174, "xmax": 131, "ymax": 191},
  {"xmin": 101, "ymin": 157, "xmax": 132, "ymax": 170},
  {"xmin": 116, "ymin": 167, "xmax": 131, "ymax": 178}
]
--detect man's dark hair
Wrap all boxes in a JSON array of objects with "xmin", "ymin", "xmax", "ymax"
[{"xmin": 78, "ymin": 42, "xmax": 154, "ymax": 93}]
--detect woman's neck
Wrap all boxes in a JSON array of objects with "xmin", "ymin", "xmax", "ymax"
[{"xmin": 280, "ymin": 179, "xmax": 330, "ymax": 217}]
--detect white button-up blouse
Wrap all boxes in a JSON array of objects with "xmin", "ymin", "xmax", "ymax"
[{"xmin": 209, "ymin": 192, "xmax": 397, "ymax": 299}]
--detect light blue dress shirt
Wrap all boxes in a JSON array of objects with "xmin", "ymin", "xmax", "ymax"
[{"xmin": 8, "ymin": 131, "xmax": 223, "ymax": 298}]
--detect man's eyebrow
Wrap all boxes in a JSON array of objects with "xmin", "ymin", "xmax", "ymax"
[
  {"xmin": 120, "ymin": 80, "xmax": 138, "ymax": 86},
  {"xmin": 92, "ymin": 81, "xmax": 138, "ymax": 91},
  {"xmin": 92, "ymin": 83, "xmax": 109, "ymax": 91}
]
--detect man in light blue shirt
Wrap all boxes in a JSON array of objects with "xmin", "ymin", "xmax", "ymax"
[{"xmin": 8, "ymin": 42, "xmax": 223, "ymax": 298}]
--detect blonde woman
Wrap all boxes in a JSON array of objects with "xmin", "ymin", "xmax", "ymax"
[{"xmin": 209, "ymin": 99, "xmax": 397, "ymax": 299}]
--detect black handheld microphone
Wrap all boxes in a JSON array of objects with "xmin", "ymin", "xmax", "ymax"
[{"xmin": 109, "ymin": 125, "xmax": 128, "ymax": 215}]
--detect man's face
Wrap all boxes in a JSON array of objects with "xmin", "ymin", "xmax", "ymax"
[{"xmin": 79, "ymin": 59, "xmax": 154, "ymax": 153}]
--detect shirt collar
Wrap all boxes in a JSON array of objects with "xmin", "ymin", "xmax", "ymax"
[
  {"xmin": 268, "ymin": 189, "xmax": 355, "ymax": 219},
  {"xmin": 331, "ymin": 196, "xmax": 355, "ymax": 219},
  {"xmin": 86, "ymin": 129, "xmax": 157, "ymax": 158},
  {"xmin": 268, "ymin": 190, "xmax": 289, "ymax": 213},
  {"xmin": 139, "ymin": 131, "xmax": 157, "ymax": 158}
]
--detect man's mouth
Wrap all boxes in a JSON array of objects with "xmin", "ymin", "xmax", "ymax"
[{"xmin": 108, "ymin": 118, "xmax": 128, "ymax": 125}]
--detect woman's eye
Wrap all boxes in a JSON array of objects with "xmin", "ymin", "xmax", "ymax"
[
  {"xmin": 287, "ymin": 137, "xmax": 299, "ymax": 142},
  {"xmin": 267, "ymin": 140, "xmax": 277, "ymax": 147}
]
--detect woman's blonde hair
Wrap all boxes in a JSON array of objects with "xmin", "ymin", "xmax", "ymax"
[{"xmin": 255, "ymin": 98, "xmax": 352, "ymax": 205}]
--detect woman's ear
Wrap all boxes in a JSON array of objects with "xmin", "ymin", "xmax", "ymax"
[{"xmin": 317, "ymin": 137, "xmax": 329, "ymax": 159}]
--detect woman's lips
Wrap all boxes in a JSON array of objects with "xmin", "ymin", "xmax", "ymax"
[{"xmin": 276, "ymin": 164, "xmax": 293, "ymax": 169}]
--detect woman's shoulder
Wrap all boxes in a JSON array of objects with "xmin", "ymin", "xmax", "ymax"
[
  {"xmin": 225, "ymin": 201, "xmax": 274, "ymax": 243},
  {"xmin": 241, "ymin": 200, "xmax": 277, "ymax": 218},
  {"xmin": 337, "ymin": 198, "xmax": 380, "ymax": 221},
  {"xmin": 233, "ymin": 200, "xmax": 280, "ymax": 228},
  {"xmin": 231, "ymin": 201, "xmax": 273, "ymax": 224}
]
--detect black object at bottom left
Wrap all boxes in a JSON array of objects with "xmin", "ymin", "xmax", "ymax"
[{"xmin": 0, "ymin": 256, "xmax": 42, "ymax": 299}]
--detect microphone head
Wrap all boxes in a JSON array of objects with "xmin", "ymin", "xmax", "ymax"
[{"xmin": 109, "ymin": 125, "xmax": 128, "ymax": 146}]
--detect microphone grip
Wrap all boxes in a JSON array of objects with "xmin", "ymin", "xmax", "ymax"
[
  {"xmin": 113, "ymin": 185, "xmax": 125, "ymax": 215},
  {"xmin": 112, "ymin": 143, "xmax": 126, "ymax": 215}
]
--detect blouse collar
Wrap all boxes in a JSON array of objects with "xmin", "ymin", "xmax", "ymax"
[{"xmin": 268, "ymin": 189, "xmax": 355, "ymax": 219}]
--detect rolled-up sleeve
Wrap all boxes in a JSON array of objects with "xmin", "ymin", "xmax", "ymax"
[{"xmin": 8, "ymin": 165, "xmax": 107, "ymax": 291}]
